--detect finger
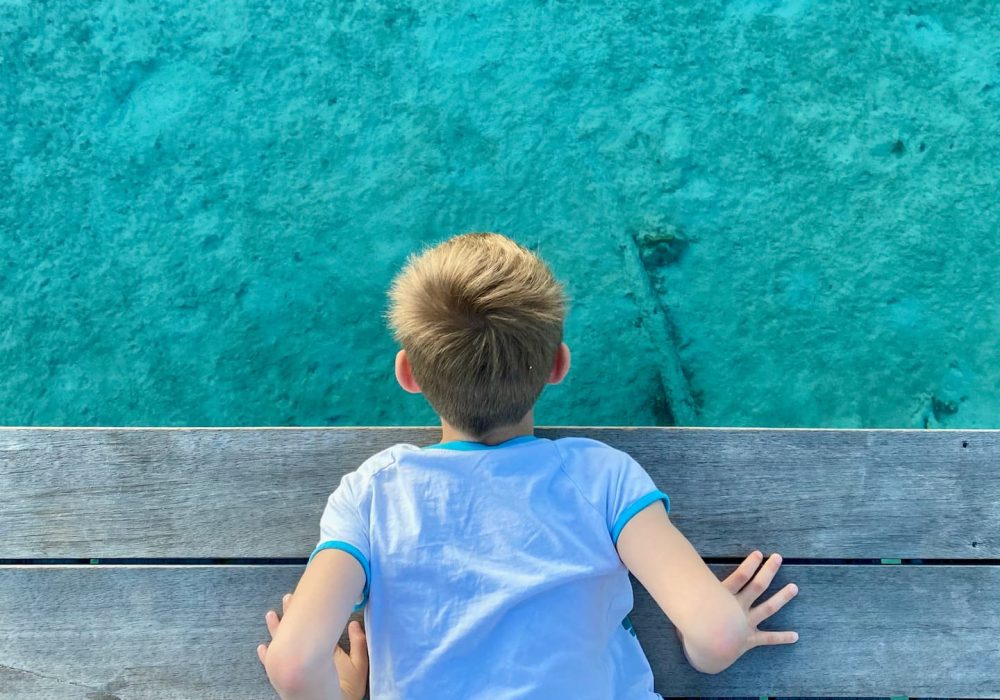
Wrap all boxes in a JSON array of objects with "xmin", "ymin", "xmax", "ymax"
[
  {"xmin": 721, "ymin": 550, "xmax": 763, "ymax": 595},
  {"xmin": 265, "ymin": 609, "xmax": 280, "ymax": 638},
  {"xmin": 282, "ymin": 593, "xmax": 292, "ymax": 615},
  {"xmin": 348, "ymin": 620, "xmax": 369, "ymax": 669},
  {"xmin": 257, "ymin": 643, "xmax": 267, "ymax": 665},
  {"xmin": 750, "ymin": 629, "xmax": 799, "ymax": 647},
  {"xmin": 749, "ymin": 582, "xmax": 799, "ymax": 627},
  {"xmin": 737, "ymin": 552, "xmax": 783, "ymax": 605}
]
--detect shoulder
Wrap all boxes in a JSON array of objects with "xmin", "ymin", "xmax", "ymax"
[
  {"xmin": 552, "ymin": 436, "xmax": 643, "ymax": 502},
  {"xmin": 321, "ymin": 445, "xmax": 411, "ymax": 525},
  {"xmin": 329, "ymin": 444, "xmax": 405, "ymax": 500},
  {"xmin": 553, "ymin": 436, "xmax": 637, "ymax": 473},
  {"xmin": 342, "ymin": 440, "xmax": 442, "ymax": 482},
  {"xmin": 555, "ymin": 436, "xmax": 656, "ymax": 498},
  {"xmin": 353, "ymin": 444, "xmax": 404, "ymax": 480}
]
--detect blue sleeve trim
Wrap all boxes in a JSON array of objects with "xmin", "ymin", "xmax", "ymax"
[
  {"xmin": 611, "ymin": 490, "xmax": 670, "ymax": 545},
  {"xmin": 309, "ymin": 540, "xmax": 371, "ymax": 611}
]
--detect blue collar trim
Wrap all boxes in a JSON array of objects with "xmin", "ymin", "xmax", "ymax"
[{"xmin": 422, "ymin": 435, "xmax": 540, "ymax": 451}]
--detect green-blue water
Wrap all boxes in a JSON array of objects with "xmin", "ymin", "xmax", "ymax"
[{"xmin": 2, "ymin": 1, "xmax": 997, "ymax": 428}]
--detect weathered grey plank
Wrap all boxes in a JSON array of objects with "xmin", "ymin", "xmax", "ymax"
[
  {"xmin": 1, "ymin": 565, "xmax": 301, "ymax": 699},
  {"xmin": 632, "ymin": 564, "xmax": 1000, "ymax": 697},
  {"xmin": 1, "ymin": 427, "xmax": 997, "ymax": 558},
  {"xmin": 2, "ymin": 564, "xmax": 997, "ymax": 698}
]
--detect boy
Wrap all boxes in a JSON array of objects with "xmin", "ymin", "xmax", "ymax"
[{"xmin": 256, "ymin": 232, "xmax": 799, "ymax": 699}]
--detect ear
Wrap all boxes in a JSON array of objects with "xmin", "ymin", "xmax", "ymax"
[
  {"xmin": 548, "ymin": 342, "xmax": 571, "ymax": 384},
  {"xmin": 395, "ymin": 349, "xmax": 422, "ymax": 394}
]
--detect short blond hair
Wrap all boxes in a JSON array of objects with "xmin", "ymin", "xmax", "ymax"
[{"xmin": 385, "ymin": 232, "xmax": 570, "ymax": 438}]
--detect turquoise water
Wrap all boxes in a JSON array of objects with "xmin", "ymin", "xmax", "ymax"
[{"xmin": 1, "ymin": 1, "xmax": 997, "ymax": 428}]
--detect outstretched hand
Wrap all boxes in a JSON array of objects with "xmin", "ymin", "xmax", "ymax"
[
  {"xmin": 726, "ymin": 551, "xmax": 799, "ymax": 651},
  {"xmin": 676, "ymin": 550, "xmax": 799, "ymax": 659},
  {"xmin": 257, "ymin": 592, "xmax": 370, "ymax": 700}
]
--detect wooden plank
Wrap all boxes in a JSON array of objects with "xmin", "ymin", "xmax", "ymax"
[
  {"xmin": 1, "ymin": 564, "xmax": 997, "ymax": 698},
  {"xmin": 1, "ymin": 427, "xmax": 997, "ymax": 558},
  {"xmin": 0, "ymin": 565, "xmax": 301, "ymax": 699},
  {"xmin": 633, "ymin": 564, "xmax": 1000, "ymax": 696}
]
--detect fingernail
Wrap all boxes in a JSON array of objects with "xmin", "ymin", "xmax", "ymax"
[{"xmin": 793, "ymin": 632, "xmax": 799, "ymax": 641}]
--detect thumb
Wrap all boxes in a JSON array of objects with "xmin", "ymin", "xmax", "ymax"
[{"xmin": 348, "ymin": 620, "xmax": 369, "ymax": 669}]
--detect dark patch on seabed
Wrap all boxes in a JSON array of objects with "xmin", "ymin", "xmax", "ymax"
[
  {"xmin": 633, "ymin": 223, "xmax": 693, "ymax": 270},
  {"xmin": 651, "ymin": 373, "xmax": 676, "ymax": 425},
  {"xmin": 629, "ymin": 221, "xmax": 702, "ymax": 423}
]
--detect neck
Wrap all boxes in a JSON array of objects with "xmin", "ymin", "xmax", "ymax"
[{"xmin": 439, "ymin": 410, "xmax": 534, "ymax": 445}]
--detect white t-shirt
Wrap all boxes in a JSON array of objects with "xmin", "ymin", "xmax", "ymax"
[{"xmin": 310, "ymin": 434, "xmax": 669, "ymax": 699}]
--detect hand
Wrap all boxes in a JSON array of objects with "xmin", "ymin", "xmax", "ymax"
[
  {"xmin": 720, "ymin": 551, "xmax": 799, "ymax": 657},
  {"xmin": 334, "ymin": 619, "xmax": 369, "ymax": 700},
  {"xmin": 257, "ymin": 592, "xmax": 370, "ymax": 700}
]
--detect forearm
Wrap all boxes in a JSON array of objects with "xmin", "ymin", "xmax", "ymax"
[
  {"xmin": 268, "ymin": 662, "xmax": 343, "ymax": 700},
  {"xmin": 681, "ymin": 637, "xmax": 735, "ymax": 675},
  {"xmin": 264, "ymin": 549, "xmax": 366, "ymax": 700},
  {"xmin": 675, "ymin": 618, "xmax": 748, "ymax": 675}
]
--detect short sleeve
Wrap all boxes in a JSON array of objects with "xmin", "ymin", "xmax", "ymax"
[
  {"xmin": 309, "ymin": 469, "xmax": 372, "ymax": 611},
  {"xmin": 607, "ymin": 452, "xmax": 670, "ymax": 545}
]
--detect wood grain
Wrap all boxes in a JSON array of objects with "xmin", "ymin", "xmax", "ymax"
[
  {"xmin": 2, "ymin": 564, "xmax": 997, "ymax": 698},
  {"xmin": 1, "ymin": 427, "xmax": 996, "ymax": 558}
]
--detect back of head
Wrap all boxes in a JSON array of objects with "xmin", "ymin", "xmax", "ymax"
[{"xmin": 384, "ymin": 232, "xmax": 570, "ymax": 439}]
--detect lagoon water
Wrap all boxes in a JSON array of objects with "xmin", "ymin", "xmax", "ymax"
[{"xmin": 2, "ymin": 1, "xmax": 997, "ymax": 428}]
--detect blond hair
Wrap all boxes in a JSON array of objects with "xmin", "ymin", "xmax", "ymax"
[{"xmin": 385, "ymin": 232, "xmax": 570, "ymax": 438}]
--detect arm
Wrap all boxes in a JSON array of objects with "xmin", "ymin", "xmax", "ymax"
[
  {"xmin": 615, "ymin": 501, "xmax": 749, "ymax": 674},
  {"xmin": 262, "ymin": 547, "xmax": 366, "ymax": 699}
]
